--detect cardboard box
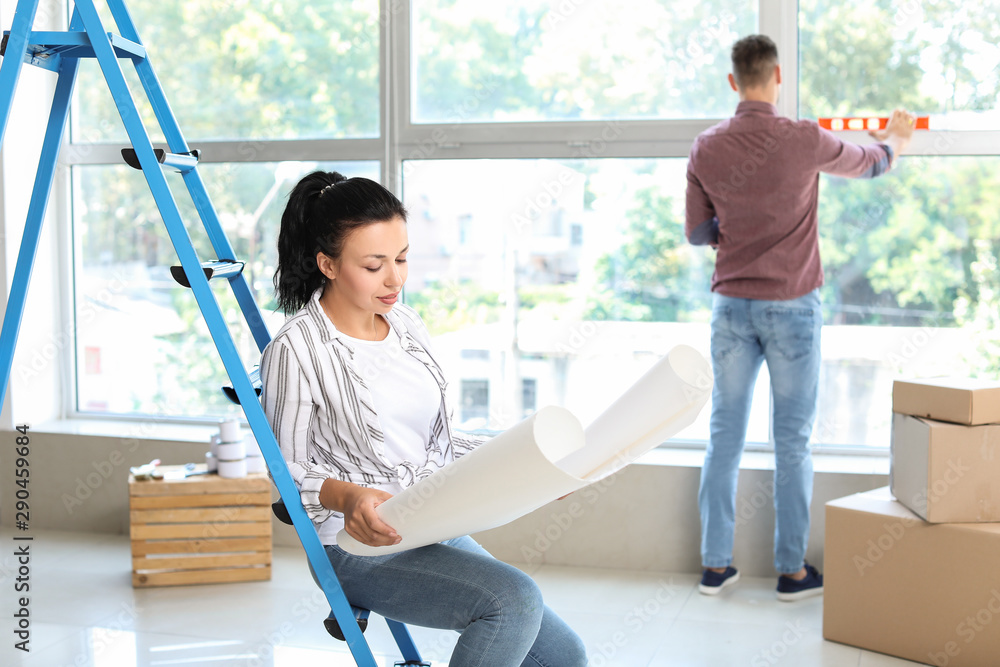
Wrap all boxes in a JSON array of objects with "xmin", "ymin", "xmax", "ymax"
[
  {"xmin": 893, "ymin": 377, "xmax": 1000, "ymax": 425},
  {"xmin": 824, "ymin": 487, "xmax": 1000, "ymax": 667},
  {"xmin": 891, "ymin": 413, "xmax": 1000, "ymax": 522}
]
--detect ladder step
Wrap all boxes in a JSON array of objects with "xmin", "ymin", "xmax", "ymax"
[
  {"xmin": 222, "ymin": 367, "xmax": 261, "ymax": 405},
  {"xmin": 122, "ymin": 147, "xmax": 200, "ymax": 173},
  {"xmin": 169, "ymin": 259, "xmax": 244, "ymax": 288},
  {"xmin": 1, "ymin": 30, "xmax": 146, "ymax": 72},
  {"xmin": 325, "ymin": 606, "xmax": 370, "ymax": 642}
]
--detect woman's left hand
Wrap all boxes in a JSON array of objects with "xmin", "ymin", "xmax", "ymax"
[{"xmin": 341, "ymin": 485, "xmax": 402, "ymax": 547}]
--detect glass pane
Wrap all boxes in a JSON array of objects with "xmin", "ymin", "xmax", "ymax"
[
  {"xmin": 412, "ymin": 0, "xmax": 757, "ymax": 123},
  {"xmin": 401, "ymin": 158, "xmax": 751, "ymax": 443},
  {"xmin": 72, "ymin": 1, "xmax": 379, "ymax": 142},
  {"xmin": 800, "ymin": 0, "xmax": 1000, "ymax": 128},
  {"xmin": 73, "ymin": 161, "xmax": 379, "ymax": 419},
  {"xmin": 815, "ymin": 156, "xmax": 1000, "ymax": 446}
]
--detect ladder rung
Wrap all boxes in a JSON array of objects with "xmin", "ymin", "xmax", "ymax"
[
  {"xmin": 1, "ymin": 31, "xmax": 147, "ymax": 69},
  {"xmin": 169, "ymin": 259, "xmax": 244, "ymax": 288},
  {"xmin": 122, "ymin": 148, "xmax": 200, "ymax": 173},
  {"xmin": 222, "ymin": 367, "xmax": 261, "ymax": 405}
]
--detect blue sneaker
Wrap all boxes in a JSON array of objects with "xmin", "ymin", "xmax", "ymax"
[
  {"xmin": 777, "ymin": 562, "xmax": 823, "ymax": 601},
  {"xmin": 699, "ymin": 566, "xmax": 740, "ymax": 595}
]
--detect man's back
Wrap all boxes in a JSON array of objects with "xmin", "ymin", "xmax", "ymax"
[{"xmin": 686, "ymin": 100, "xmax": 892, "ymax": 301}]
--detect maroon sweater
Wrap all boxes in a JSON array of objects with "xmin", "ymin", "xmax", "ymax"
[{"xmin": 685, "ymin": 101, "xmax": 892, "ymax": 301}]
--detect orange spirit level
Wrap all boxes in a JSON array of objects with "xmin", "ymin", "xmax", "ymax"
[{"xmin": 818, "ymin": 117, "xmax": 930, "ymax": 131}]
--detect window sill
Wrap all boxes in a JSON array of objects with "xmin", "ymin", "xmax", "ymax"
[
  {"xmin": 28, "ymin": 419, "xmax": 889, "ymax": 476},
  {"xmin": 31, "ymin": 417, "xmax": 218, "ymax": 445},
  {"xmin": 637, "ymin": 447, "xmax": 889, "ymax": 476}
]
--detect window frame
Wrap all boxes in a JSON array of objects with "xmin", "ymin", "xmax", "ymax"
[{"xmin": 46, "ymin": 0, "xmax": 1000, "ymax": 455}]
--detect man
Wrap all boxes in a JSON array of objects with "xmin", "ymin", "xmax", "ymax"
[{"xmin": 685, "ymin": 34, "xmax": 914, "ymax": 600}]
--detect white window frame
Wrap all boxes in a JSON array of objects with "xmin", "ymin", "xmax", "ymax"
[{"xmin": 2, "ymin": 0, "xmax": 993, "ymax": 451}]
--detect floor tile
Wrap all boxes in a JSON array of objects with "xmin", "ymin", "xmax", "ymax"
[
  {"xmin": 0, "ymin": 527, "xmax": 934, "ymax": 667},
  {"xmin": 649, "ymin": 617, "xmax": 862, "ymax": 667},
  {"xmin": 676, "ymin": 573, "xmax": 826, "ymax": 630}
]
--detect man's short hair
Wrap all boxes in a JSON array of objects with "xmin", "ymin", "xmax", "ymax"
[{"xmin": 731, "ymin": 34, "xmax": 778, "ymax": 89}]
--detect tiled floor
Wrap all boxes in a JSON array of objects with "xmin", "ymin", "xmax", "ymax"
[{"xmin": 1, "ymin": 528, "xmax": 928, "ymax": 666}]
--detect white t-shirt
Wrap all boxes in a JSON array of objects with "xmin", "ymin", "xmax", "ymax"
[{"xmin": 327, "ymin": 316, "xmax": 441, "ymax": 536}]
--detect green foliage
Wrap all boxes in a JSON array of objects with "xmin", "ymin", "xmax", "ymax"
[
  {"xmin": 800, "ymin": 0, "xmax": 1000, "ymax": 118},
  {"xmin": 412, "ymin": 0, "xmax": 756, "ymax": 121},
  {"xmin": 585, "ymin": 186, "xmax": 710, "ymax": 321},
  {"xmin": 955, "ymin": 240, "xmax": 1000, "ymax": 377},
  {"xmin": 799, "ymin": 0, "xmax": 931, "ymax": 118},
  {"xmin": 517, "ymin": 284, "xmax": 574, "ymax": 311},
  {"xmin": 79, "ymin": 0, "xmax": 380, "ymax": 141},
  {"xmin": 413, "ymin": 4, "xmax": 547, "ymax": 121},
  {"xmin": 801, "ymin": 0, "xmax": 1000, "ymax": 335},
  {"xmin": 151, "ymin": 288, "xmax": 247, "ymax": 419},
  {"xmin": 405, "ymin": 281, "xmax": 502, "ymax": 336},
  {"xmin": 818, "ymin": 156, "xmax": 1000, "ymax": 325}
]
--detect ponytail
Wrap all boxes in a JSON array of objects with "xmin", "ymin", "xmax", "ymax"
[{"xmin": 273, "ymin": 171, "xmax": 407, "ymax": 314}]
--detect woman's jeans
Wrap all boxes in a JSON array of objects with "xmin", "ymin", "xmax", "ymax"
[
  {"xmin": 323, "ymin": 535, "xmax": 587, "ymax": 667},
  {"xmin": 699, "ymin": 290, "xmax": 821, "ymax": 574}
]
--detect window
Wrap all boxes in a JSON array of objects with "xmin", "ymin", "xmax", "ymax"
[
  {"xmin": 798, "ymin": 0, "xmax": 1000, "ymax": 447},
  {"xmin": 73, "ymin": 0, "xmax": 381, "ymax": 142},
  {"xmin": 401, "ymin": 157, "xmax": 727, "ymax": 443},
  {"xmin": 799, "ymin": 0, "xmax": 1000, "ymax": 127},
  {"xmin": 411, "ymin": 0, "xmax": 757, "ymax": 123},
  {"xmin": 460, "ymin": 379, "xmax": 490, "ymax": 425},
  {"xmin": 30, "ymin": 0, "xmax": 996, "ymax": 453},
  {"xmin": 72, "ymin": 160, "xmax": 379, "ymax": 418},
  {"xmin": 811, "ymin": 158, "xmax": 1000, "ymax": 446},
  {"xmin": 522, "ymin": 378, "xmax": 538, "ymax": 417}
]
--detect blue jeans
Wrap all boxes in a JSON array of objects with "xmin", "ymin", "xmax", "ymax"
[
  {"xmin": 699, "ymin": 290, "xmax": 821, "ymax": 574},
  {"xmin": 322, "ymin": 536, "xmax": 587, "ymax": 667}
]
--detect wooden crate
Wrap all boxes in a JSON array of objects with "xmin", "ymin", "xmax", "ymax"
[{"xmin": 128, "ymin": 466, "xmax": 273, "ymax": 587}]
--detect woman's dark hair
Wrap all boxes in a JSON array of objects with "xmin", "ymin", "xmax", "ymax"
[
  {"xmin": 731, "ymin": 34, "xmax": 778, "ymax": 89},
  {"xmin": 273, "ymin": 171, "xmax": 407, "ymax": 314}
]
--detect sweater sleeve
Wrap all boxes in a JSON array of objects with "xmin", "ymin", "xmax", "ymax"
[
  {"xmin": 813, "ymin": 124, "xmax": 893, "ymax": 179},
  {"xmin": 685, "ymin": 146, "xmax": 719, "ymax": 244},
  {"xmin": 260, "ymin": 338, "xmax": 337, "ymax": 526}
]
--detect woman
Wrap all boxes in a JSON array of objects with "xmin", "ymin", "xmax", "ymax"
[{"xmin": 260, "ymin": 171, "xmax": 587, "ymax": 666}]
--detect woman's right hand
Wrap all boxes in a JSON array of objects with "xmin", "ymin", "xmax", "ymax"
[{"xmin": 340, "ymin": 485, "xmax": 401, "ymax": 547}]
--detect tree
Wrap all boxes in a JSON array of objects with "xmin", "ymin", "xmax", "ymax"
[
  {"xmin": 412, "ymin": 0, "xmax": 756, "ymax": 121},
  {"xmin": 585, "ymin": 184, "xmax": 710, "ymax": 322},
  {"xmin": 801, "ymin": 0, "xmax": 1000, "ymax": 333}
]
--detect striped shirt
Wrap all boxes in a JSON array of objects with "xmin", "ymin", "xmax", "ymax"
[{"xmin": 260, "ymin": 288, "xmax": 482, "ymax": 543}]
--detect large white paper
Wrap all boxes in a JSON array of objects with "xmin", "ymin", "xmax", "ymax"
[
  {"xmin": 559, "ymin": 344, "xmax": 714, "ymax": 480},
  {"xmin": 337, "ymin": 344, "xmax": 712, "ymax": 556}
]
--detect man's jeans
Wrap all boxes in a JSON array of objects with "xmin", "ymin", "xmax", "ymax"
[{"xmin": 699, "ymin": 290, "xmax": 821, "ymax": 574}]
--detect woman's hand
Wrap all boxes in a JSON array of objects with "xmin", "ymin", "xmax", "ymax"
[{"xmin": 340, "ymin": 485, "xmax": 401, "ymax": 547}]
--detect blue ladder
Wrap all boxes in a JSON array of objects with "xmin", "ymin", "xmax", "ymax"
[{"xmin": 0, "ymin": 2, "xmax": 427, "ymax": 665}]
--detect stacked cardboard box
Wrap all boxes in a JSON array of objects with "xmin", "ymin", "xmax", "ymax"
[{"xmin": 823, "ymin": 377, "xmax": 1000, "ymax": 667}]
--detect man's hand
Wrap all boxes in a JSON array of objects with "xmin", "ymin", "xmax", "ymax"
[{"xmin": 869, "ymin": 108, "xmax": 917, "ymax": 161}]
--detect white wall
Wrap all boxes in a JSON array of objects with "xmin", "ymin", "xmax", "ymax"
[{"xmin": 1, "ymin": 0, "xmax": 69, "ymax": 431}]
